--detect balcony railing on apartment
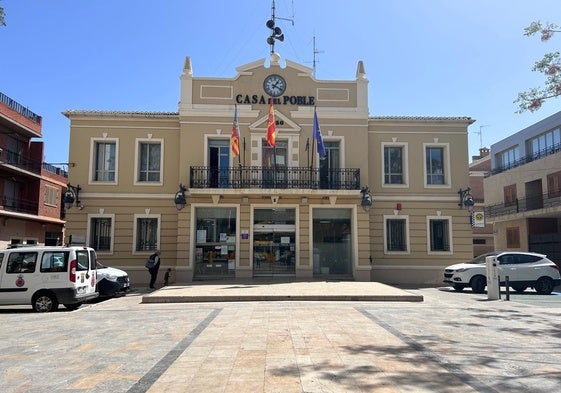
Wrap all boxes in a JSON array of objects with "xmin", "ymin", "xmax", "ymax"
[
  {"xmin": 2, "ymin": 196, "xmax": 38, "ymax": 215},
  {"xmin": 1, "ymin": 148, "xmax": 42, "ymax": 174},
  {"xmin": 0, "ymin": 92, "xmax": 41, "ymax": 124},
  {"xmin": 485, "ymin": 190, "xmax": 561, "ymax": 217},
  {"xmin": 190, "ymin": 166, "xmax": 361, "ymax": 190},
  {"xmin": 43, "ymin": 162, "xmax": 68, "ymax": 178},
  {"xmin": 490, "ymin": 142, "xmax": 561, "ymax": 176}
]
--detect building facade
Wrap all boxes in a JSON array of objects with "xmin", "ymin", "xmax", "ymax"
[
  {"xmin": 485, "ymin": 110, "xmax": 561, "ymax": 265},
  {"xmin": 0, "ymin": 92, "xmax": 67, "ymax": 248},
  {"xmin": 64, "ymin": 55, "xmax": 475, "ymax": 285},
  {"xmin": 469, "ymin": 147, "xmax": 494, "ymax": 257}
]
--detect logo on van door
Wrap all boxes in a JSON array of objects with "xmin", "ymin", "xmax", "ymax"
[{"xmin": 16, "ymin": 275, "xmax": 25, "ymax": 287}]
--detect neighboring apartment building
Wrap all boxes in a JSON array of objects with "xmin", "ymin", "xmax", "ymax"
[
  {"xmin": 0, "ymin": 92, "xmax": 67, "ymax": 248},
  {"xmin": 485, "ymin": 110, "xmax": 561, "ymax": 265},
  {"xmin": 469, "ymin": 147, "xmax": 494, "ymax": 257},
  {"xmin": 63, "ymin": 54, "xmax": 475, "ymax": 286}
]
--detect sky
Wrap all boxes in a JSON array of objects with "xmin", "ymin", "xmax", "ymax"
[{"xmin": 1, "ymin": 0, "xmax": 560, "ymax": 166}]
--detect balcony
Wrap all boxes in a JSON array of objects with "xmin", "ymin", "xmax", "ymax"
[
  {"xmin": 0, "ymin": 92, "xmax": 41, "ymax": 125},
  {"xmin": 190, "ymin": 166, "xmax": 361, "ymax": 190},
  {"xmin": 485, "ymin": 190, "xmax": 561, "ymax": 218},
  {"xmin": 0, "ymin": 148, "xmax": 42, "ymax": 174},
  {"xmin": 1, "ymin": 195, "xmax": 38, "ymax": 215},
  {"xmin": 490, "ymin": 142, "xmax": 561, "ymax": 176}
]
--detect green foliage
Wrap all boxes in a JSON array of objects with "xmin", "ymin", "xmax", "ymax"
[
  {"xmin": 0, "ymin": 6, "xmax": 5, "ymax": 27},
  {"xmin": 515, "ymin": 21, "xmax": 561, "ymax": 113}
]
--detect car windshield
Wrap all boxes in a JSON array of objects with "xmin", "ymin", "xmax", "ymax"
[{"xmin": 466, "ymin": 252, "xmax": 498, "ymax": 264}]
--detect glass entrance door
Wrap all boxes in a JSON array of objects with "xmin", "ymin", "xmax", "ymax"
[{"xmin": 253, "ymin": 230, "xmax": 295, "ymax": 276}]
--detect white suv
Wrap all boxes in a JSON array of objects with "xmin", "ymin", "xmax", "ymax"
[{"xmin": 444, "ymin": 251, "xmax": 561, "ymax": 294}]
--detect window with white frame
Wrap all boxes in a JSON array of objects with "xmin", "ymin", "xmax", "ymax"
[
  {"xmin": 424, "ymin": 144, "xmax": 449, "ymax": 186},
  {"xmin": 427, "ymin": 216, "xmax": 452, "ymax": 253},
  {"xmin": 89, "ymin": 215, "xmax": 114, "ymax": 252},
  {"xmin": 137, "ymin": 141, "xmax": 162, "ymax": 182},
  {"xmin": 384, "ymin": 215, "xmax": 409, "ymax": 253},
  {"xmin": 134, "ymin": 215, "xmax": 160, "ymax": 252},
  {"xmin": 382, "ymin": 143, "xmax": 407, "ymax": 186},
  {"xmin": 92, "ymin": 140, "xmax": 117, "ymax": 182}
]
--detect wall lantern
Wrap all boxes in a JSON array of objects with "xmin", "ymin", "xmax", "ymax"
[
  {"xmin": 64, "ymin": 184, "xmax": 83, "ymax": 210},
  {"xmin": 174, "ymin": 184, "xmax": 188, "ymax": 211},
  {"xmin": 360, "ymin": 186, "xmax": 373, "ymax": 212},
  {"xmin": 458, "ymin": 187, "xmax": 475, "ymax": 212}
]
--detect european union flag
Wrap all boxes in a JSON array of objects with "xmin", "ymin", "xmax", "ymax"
[{"xmin": 313, "ymin": 110, "xmax": 326, "ymax": 159}]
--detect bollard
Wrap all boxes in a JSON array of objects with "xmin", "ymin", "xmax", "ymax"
[{"xmin": 505, "ymin": 276, "xmax": 510, "ymax": 301}]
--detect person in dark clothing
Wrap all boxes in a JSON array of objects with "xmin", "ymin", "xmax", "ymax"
[{"xmin": 148, "ymin": 250, "xmax": 161, "ymax": 289}]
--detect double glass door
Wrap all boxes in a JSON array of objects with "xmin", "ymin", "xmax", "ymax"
[{"xmin": 253, "ymin": 229, "xmax": 295, "ymax": 276}]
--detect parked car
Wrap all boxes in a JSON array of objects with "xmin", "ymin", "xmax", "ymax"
[
  {"xmin": 96, "ymin": 262, "xmax": 130, "ymax": 297},
  {"xmin": 443, "ymin": 251, "xmax": 561, "ymax": 294}
]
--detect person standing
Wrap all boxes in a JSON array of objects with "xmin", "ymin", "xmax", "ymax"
[{"xmin": 148, "ymin": 250, "xmax": 161, "ymax": 289}]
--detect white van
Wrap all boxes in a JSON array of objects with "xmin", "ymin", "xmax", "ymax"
[{"xmin": 0, "ymin": 246, "xmax": 99, "ymax": 312}]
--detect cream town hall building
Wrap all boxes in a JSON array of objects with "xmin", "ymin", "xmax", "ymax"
[{"xmin": 63, "ymin": 53, "xmax": 474, "ymax": 286}]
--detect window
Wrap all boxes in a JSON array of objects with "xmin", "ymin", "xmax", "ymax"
[
  {"xmin": 503, "ymin": 184, "xmax": 517, "ymax": 207},
  {"xmin": 137, "ymin": 141, "xmax": 162, "ymax": 182},
  {"xmin": 495, "ymin": 146, "xmax": 519, "ymax": 171},
  {"xmin": 134, "ymin": 216, "xmax": 159, "ymax": 252},
  {"xmin": 7, "ymin": 252, "xmax": 37, "ymax": 273},
  {"xmin": 383, "ymin": 145, "xmax": 404, "ymax": 185},
  {"xmin": 93, "ymin": 141, "xmax": 117, "ymax": 182},
  {"xmin": 44, "ymin": 186, "xmax": 58, "ymax": 207},
  {"xmin": 89, "ymin": 216, "xmax": 113, "ymax": 252},
  {"xmin": 428, "ymin": 217, "xmax": 451, "ymax": 253},
  {"xmin": 506, "ymin": 227, "xmax": 520, "ymax": 248},
  {"xmin": 41, "ymin": 251, "xmax": 68, "ymax": 272},
  {"xmin": 384, "ymin": 217, "xmax": 409, "ymax": 252},
  {"xmin": 424, "ymin": 144, "xmax": 448, "ymax": 186},
  {"xmin": 547, "ymin": 171, "xmax": 561, "ymax": 198},
  {"xmin": 528, "ymin": 128, "xmax": 561, "ymax": 158}
]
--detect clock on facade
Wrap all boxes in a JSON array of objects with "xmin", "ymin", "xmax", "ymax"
[{"xmin": 263, "ymin": 74, "xmax": 286, "ymax": 97}]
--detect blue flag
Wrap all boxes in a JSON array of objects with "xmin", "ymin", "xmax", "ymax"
[{"xmin": 313, "ymin": 110, "xmax": 326, "ymax": 159}]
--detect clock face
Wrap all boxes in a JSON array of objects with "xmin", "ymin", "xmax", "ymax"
[{"xmin": 263, "ymin": 74, "xmax": 286, "ymax": 97}]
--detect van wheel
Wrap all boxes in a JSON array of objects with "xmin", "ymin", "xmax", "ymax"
[
  {"xmin": 64, "ymin": 303, "xmax": 82, "ymax": 311},
  {"xmin": 32, "ymin": 291, "xmax": 59, "ymax": 312}
]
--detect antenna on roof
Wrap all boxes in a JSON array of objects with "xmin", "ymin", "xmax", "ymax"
[
  {"xmin": 476, "ymin": 125, "xmax": 490, "ymax": 149},
  {"xmin": 266, "ymin": 0, "xmax": 294, "ymax": 55},
  {"xmin": 312, "ymin": 36, "xmax": 324, "ymax": 77}
]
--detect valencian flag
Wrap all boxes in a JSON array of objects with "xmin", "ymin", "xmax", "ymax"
[
  {"xmin": 230, "ymin": 105, "xmax": 240, "ymax": 157},
  {"xmin": 266, "ymin": 98, "xmax": 276, "ymax": 147},
  {"xmin": 313, "ymin": 109, "xmax": 326, "ymax": 158}
]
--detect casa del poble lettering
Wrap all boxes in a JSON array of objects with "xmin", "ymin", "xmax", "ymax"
[{"xmin": 235, "ymin": 94, "xmax": 315, "ymax": 106}]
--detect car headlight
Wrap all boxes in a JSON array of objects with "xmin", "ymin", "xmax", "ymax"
[{"xmin": 455, "ymin": 268, "xmax": 470, "ymax": 273}]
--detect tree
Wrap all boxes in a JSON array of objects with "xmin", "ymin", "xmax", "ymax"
[
  {"xmin": 0, "ymin": 5, "xmax": 5, "ymax": 26},
  {"xmin": 515, "ymin": 21, "xmax": 561, "ymax": 113}
]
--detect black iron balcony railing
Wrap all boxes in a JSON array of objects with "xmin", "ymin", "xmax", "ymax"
[
  {"xmin": 485, "ymin": 190, "xmax": 561, "ymax": 217},
  {"xmin": 2, "ymin": 196, "xmax": 38, "ymax": 215},
  {"xmin": 490, "ymin": 142, "xmax": 561, "ymax": 176},
  {"xmin": 1, "ymin": 147, "xmax": 42, "ymax": 174},
  {"xmin": 0, "ymin": 92, "xmax": 41, "ymax": 124},
  {"xmin": 190, "ymin": 166, "xmax": 361, "ymax": 190}
]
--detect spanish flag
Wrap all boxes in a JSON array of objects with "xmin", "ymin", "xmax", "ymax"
[
  {"xmin": 230, "ymin": 105, "xmax": 240, "ymax": 157},
  {"xmin": 266, "ymin": 98, "xmax": 276, "ymax": 147}
]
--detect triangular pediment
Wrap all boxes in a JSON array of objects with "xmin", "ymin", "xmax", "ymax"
[{"xmin": 249, "ymin": 109, "xmax": 301, "ymax": 133}]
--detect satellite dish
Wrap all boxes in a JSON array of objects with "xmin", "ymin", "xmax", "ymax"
[{"xmin": 266, "ymin": 19, "xmax": 275, "ymax": 29}]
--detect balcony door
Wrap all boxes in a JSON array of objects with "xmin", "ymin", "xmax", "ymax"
[
  {"xmin": 208, "ymin": 140, "xmax": 230, "ymax": 188},
  {"xmin": 262, "ymin": 140, "xmax": 287, "ymax": 188},
  {"xmin": 319, "ymin": 142, "xmax": 340, "ymax": 189}
]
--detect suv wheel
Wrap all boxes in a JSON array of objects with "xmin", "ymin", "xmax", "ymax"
[
  {"xmin": 32, "ymin": 291, "xmax": 59, "ymax": 312},
  {"xmin": 511, "ymin": 284, "xmax": 527, "ymax": 293},
  {"xmin": 535, "ymin": 277, "xmax": 554, "ymax": 295},
  {"xmin": 470, "ymin": 276, "xmax": 486, "ymax": 294}
]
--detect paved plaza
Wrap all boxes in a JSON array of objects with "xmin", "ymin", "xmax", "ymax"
[{"xmin": 0, "ymin": 282, "xmax": 560, "ymax": 392}]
